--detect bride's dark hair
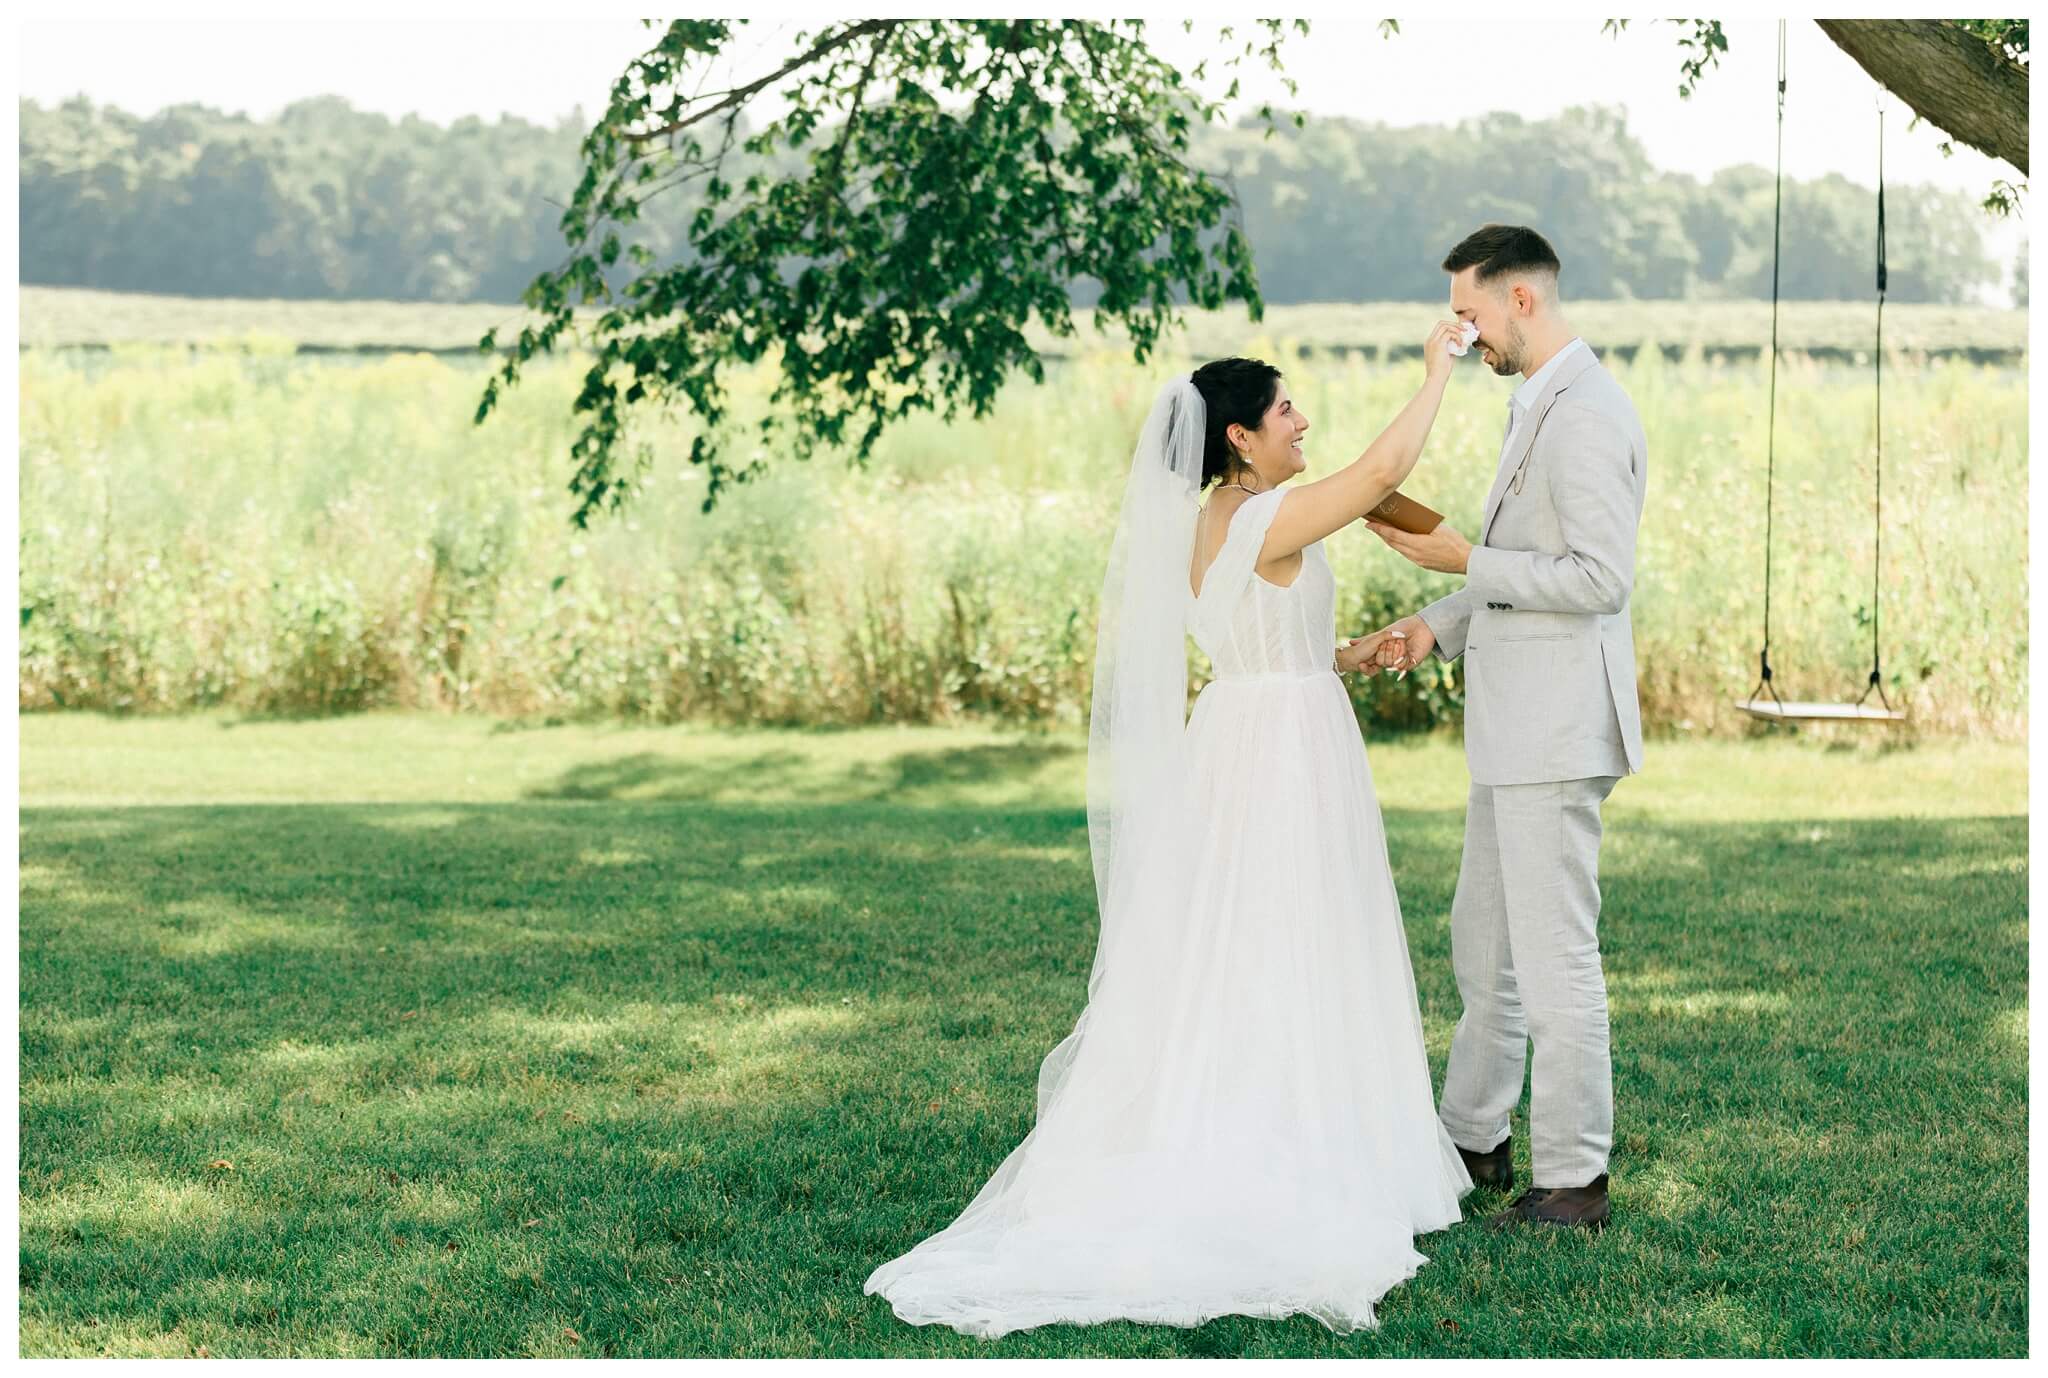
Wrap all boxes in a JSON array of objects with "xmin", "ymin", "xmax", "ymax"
[{"xmin": 1189, "ymin": 357, "xmax": 1283, "ymax": 490}]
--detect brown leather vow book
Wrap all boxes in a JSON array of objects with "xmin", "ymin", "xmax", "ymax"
[{"xmin": 1367, "ymin": 491, "xmax": 1444, "ymax": 534}]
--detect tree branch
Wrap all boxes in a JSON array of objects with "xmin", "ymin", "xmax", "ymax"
[
  {"xmin": 1815, "ymin": 19, "xmax": 2028, "ymax": 175},
  {"xmin": 1067, "ymin": 22, "xmax": 1180, "ymax": 165},
  {"xmin": 630, "ymin": 18, "xmax": 903, "ymax": 145},
  {"xmin": 818, "ymin": 33, "xmax": 888, "ymax": 193}
]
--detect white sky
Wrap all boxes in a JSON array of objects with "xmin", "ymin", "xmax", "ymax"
[{"xmin": 13, "ymin": 8, "xmax": 2030, "ymax": 299}]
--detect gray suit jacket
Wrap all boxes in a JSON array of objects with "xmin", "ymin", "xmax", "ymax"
[{"xmin": 1419, "ymin": 344, "xmax": 1647, "ymax": 786}]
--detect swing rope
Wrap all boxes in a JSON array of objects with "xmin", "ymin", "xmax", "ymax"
[
  {"xmin": 1747, "ymin": 20, "xmax": 1788, "ymax": 711},
  {"xmin": 1857, "ymin": 103, "xmax": 1895, "ymax": 713},
  {"xmin": 1740, "ymin": 25, "xmax": 1903, "ymax": 724}
]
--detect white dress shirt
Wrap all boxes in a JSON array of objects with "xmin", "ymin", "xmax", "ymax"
[{"xmin": 1501, "ymin": 335, "xmax": 1589, "ymax": 458}]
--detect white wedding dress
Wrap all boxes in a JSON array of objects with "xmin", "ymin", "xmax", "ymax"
[{"xmin": 865, "ymin": 485, "xmax": 1472, "ymax": 1338}]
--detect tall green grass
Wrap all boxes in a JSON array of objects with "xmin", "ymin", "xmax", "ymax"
[{"xmin": 17, "ymin": 332, "xmax": 2027, "ymax": 736}]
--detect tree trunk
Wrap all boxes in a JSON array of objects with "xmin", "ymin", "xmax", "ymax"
[{"xmin": 1816, "ymin": 20, "xmax": 2027, "ymax": 176}]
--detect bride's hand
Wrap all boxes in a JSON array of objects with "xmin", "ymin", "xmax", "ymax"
[
  {"xmin": 1336, "ymin": 636, "xmax": 1382, "ymax": 676},
  {"xmin": 1423, "ymin": 319, "xmax": 1463, "ymax": 384}
]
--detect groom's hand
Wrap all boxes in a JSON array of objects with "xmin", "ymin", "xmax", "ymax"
[
  {"xmin": 1376, "ymin": 615, "xmax": 1435, "ymax": 674},
  {"xmin": 1365, "ymin": 518, "xmax": 1473, "ymax": 575}
]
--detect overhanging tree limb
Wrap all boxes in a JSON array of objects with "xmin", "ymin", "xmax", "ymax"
[
  {"xmin": 633, "ymin": 20, "xmax": 902, "ymax": 145},
  {"xmin": 1814, "ymin": 19, "xmax": 2027, "ymax": 175},
  {"xmin": 478, "ymin": 18, "xmax": 1295, "ymax": 525}
]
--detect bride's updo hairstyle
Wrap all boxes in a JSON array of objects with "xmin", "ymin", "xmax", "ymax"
[{"xmin": 1189, "ymin": 357, "xmax": 1283, "ymax": 490}]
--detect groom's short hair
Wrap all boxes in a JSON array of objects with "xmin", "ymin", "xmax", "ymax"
[{"xmin": 1442, "ymin": 225, "xmax": 1562, "ymax": 295}]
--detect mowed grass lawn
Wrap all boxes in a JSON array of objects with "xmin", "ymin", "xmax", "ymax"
[{"xmin": 17, "ymin": 714, "xmax": 2028, "ymax": 1357}]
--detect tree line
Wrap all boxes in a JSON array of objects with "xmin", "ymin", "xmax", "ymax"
[{"xmin": 20, "ymin": 93, "xmax": 2010, "ymax": 307}]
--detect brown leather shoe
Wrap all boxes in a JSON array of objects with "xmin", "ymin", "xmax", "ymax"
[
  {"xmin": 1456, "ymin": 1134, "xmax": 1513, "ymax": 1191},
  {"xmin": 1485, "ymin": 1172, "xmax": 1609, "ymax": 1232}
]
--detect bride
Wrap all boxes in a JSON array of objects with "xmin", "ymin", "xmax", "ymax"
[{"xmin": 866, "ymin": 319, "xmax": 1474, "ymax": 1338}]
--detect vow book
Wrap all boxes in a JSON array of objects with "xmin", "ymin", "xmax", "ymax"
[{"xmin": 1367, "ymin": 491, "xmax": 1444, "ymax": 534}]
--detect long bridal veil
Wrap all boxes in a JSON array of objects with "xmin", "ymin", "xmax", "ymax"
[{"xmin": 1047, "ymin": 374, "xmax": 1205, "ymax": 1114}]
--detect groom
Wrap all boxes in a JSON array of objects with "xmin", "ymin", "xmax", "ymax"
[{"xmin": 1352, "ymin": 224, "xmax": 1646, "ymax": 1233}]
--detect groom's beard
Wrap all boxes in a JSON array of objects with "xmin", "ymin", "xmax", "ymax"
[{"xmin": 1483, "ymin": 322, "xmax": 1528, "ymax": 376}]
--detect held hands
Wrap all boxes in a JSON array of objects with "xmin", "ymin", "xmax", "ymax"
[
  {"xmin": 1364, "ymin": 517, "xmax": 1473, "ymax": 575},
  {"xmin": 1336, "ymin": 629, "xmax": 1409, "ymax": 677},
  {"xmin": 1336, "ymin": 616, "xmax": 1436, "ymax": 678}
]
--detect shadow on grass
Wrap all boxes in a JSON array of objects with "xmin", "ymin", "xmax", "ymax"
[
  {"xmin": 522, "ymin": 739, "xmax": 1082, "ymax": 803},
  {"xmin": 18, "ymin": 782, "xmax": 2028, "ymax": 1357}
]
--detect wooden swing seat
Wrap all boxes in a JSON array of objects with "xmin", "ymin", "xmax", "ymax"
[{"xmin": 1733, "ymin": 697, "xmax": 1906, "ymax": 723}]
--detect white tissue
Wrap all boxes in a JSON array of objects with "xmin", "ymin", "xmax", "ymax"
[{"xmin": 1446, "ymin": 321, "xmax": 1481, "ymax": 357}]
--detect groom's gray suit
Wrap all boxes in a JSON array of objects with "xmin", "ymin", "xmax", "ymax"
[{"xmin": 1418, "ymin": 338, "xmax": 1646, "ymax": 1191}]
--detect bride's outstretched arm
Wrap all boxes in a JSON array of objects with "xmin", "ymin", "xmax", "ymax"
[{"xmin": 1259, "ymin": 319, "xmax": 1461, "ymax": 563}]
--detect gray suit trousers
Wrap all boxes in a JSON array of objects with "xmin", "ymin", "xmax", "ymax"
[{"xmin": 1436, "ymin": 773, "xmax": 1619, "ymax": 1189}]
